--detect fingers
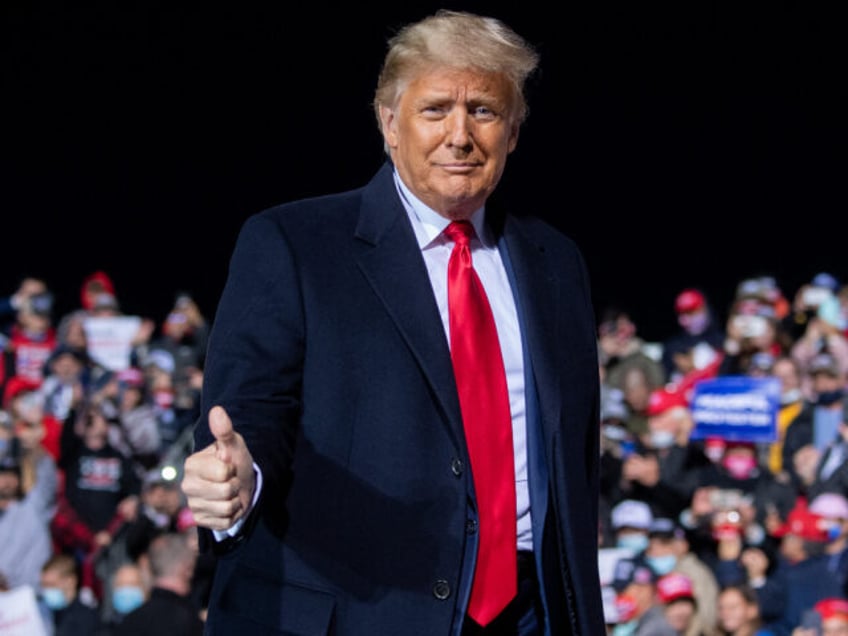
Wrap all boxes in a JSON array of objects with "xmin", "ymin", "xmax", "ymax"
[
  {"xmin": 181, "ymin": 406, "xmax": 254, "ymax": 531},
  {"xmin": 210, "ymin": 405, "xmax": 237, "ymax": 463},
  {"xmin": 182, "ymin": 451, "xmax": 245, "ymax": 531}
]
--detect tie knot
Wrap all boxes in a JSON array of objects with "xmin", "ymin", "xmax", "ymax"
[{"xmin": 444, "ymin": 220, "xmax": 473, "ymax": 247}]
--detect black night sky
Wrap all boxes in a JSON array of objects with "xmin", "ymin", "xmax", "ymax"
[{"xmin": 3, "ymin": 2, "xmax": 846, "ymax": 342}]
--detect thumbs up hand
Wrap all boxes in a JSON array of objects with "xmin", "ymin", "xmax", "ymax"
[{"xmin": 182, "ymin": 406, "xmax": 257, "ymax": 531}]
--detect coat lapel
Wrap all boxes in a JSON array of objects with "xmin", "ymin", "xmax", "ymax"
[
  {"xmin": 353, "ymin": 164, "xmax": 464, "ymax": 448},
  {"xmin": 498, "ymin": 214, "xmax": 564, "ymax": 443}
]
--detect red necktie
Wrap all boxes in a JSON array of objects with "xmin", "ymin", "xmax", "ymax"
[{"xmin": 444, "ymin": 220, "xmax": 517, "ymax": 626}]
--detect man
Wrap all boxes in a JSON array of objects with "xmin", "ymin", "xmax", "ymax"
[
  {"xmin": 620, "ymin": 387, "xmax": 710, "ymax": 522},
  {"xmin": 181, "ymin": 9, "xmax": 605, "ymax": 635},
  {"xmin": 39, "ymin": 553, "xmax": 104, "ymax": 636},
  {"xmin": 610, "ymin": 556, "xmax": 676, "ymax": 635},
  {"xmin": 115, "ymin": 532, "xmax": 204, "ymax": 636},
  {"xmin": 660, "ymin": 288, "xmax": 725, "ymax": 385}
]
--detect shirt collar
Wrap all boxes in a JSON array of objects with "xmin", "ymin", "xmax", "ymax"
[{"xmin": 392, "ymin": 168, "xmax": 490, "ymax": 249}]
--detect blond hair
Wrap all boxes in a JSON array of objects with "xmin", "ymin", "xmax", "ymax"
[{"xmin": 373, "ymin": 10, "xmax": 539, "ymax": 140}]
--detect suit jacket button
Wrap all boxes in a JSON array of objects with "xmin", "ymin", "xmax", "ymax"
[
  {"xmin": 466, "ymin": 518, "xmax": 478, "ymax": 534},
  {"xmin": 433, "ymin": 579, "xmax": 451, "ymax": 600},
  {"xmin": 451, "ymin": 458, "xmax": 464, "ymax": 476}
]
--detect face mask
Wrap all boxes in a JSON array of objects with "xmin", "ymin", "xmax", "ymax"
[
  {"xmin": 646, "ymin": 554, "xmax": 677, "ymax": 575},
  {"xmin": 679, "ymin": 312, "xmax": 709, "ymax": 336},
  {"xmin": 649, "ymin": 430, "xmax": 675, "ymax": 449},
  {"xmin": 617, "ymin": 533, "xmax": 649, "ymax": 554},
  {"xmin": 722, "ymin": 455, "xmax": 758, "ymax": 480},
  {"xmin": 817, "ymin": 389, "xmax": 844, "ymax": 407},
  {"xmin": 781, "ymin": 388, "xmax": 802, "ymax": 405},
  {"xmin": 612, "ymin": 619, "xmax": 638, "ymax": 636},
  {"xmin": 112, "ymin": 586, "xmax": 145, "ymax": 614},
  {"xmin": 41, "ymin": 587, "xmax": 69, "ymax": 611}
]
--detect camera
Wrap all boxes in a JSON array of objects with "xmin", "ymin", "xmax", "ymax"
[
  {"xmin": 709, "ymin": 488, "xmax": 747, "ymax": 511},
  {"xmin": 731, "ymin": 314, "xmax": 768, "ymax": 338},
  {"xmin": 802, "ymin": 286, "xmax": 832, "ymax": 308}
]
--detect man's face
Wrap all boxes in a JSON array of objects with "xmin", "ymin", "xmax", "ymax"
[
  {"xmin": 379, "ymin": 66, "xmax": 519, "ymax": 220},
  {"xmin": 717, "ymin": 589, "xmax": 755, "ymax": 633}
]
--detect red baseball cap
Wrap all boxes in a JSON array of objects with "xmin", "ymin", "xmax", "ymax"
[
  {"xmin": 645, "ymin": 388, "xmax": 688, "ymax": 417},
  {"xmin": 815, "ymin": 598, "xmax": 848, "ymax": 621},
  {"xmin": 772, "ymin": 504, "xmax": 829, "ymax": 542},
  {"xmin": 657, "ymin": 573, "xmax": 695, "ymax": 604},
  {"xmin": 675, "ymin": 289, "xmax": 706, "ymax": 314}
]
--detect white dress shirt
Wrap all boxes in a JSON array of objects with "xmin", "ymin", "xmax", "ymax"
[{"xmin": 393, "ymin": 170, "xmax": 532, "ymax": 551}]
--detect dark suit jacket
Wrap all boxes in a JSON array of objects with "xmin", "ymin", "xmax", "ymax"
[
  {"xmin": 194, "ymin": 162, "xmax": 605, "ymax": 635},
  {"xmin": 115, "ymin": 587, "xmax": 204, "ymax": 636}
]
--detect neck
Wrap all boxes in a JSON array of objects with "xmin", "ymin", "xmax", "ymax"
[{"xmin": 155, "ymin": 575, "xmax": 189, "ymax": 597}]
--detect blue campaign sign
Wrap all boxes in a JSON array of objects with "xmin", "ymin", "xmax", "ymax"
[{"xmin": 689, "ymin": 376, "xmax": 781, "ymax": 442}]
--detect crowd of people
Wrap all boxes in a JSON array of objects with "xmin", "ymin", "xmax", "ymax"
[
  {"xmin": 599, "ymin": 271, "xmax": 848, "ymax": 635},
  {"xmin": 2, "ymin": 266, "xmax": 848, "ymax": 635},
  {"xmin": 0, "ymin": 271, "xmax": 209, "ymax": 635}
]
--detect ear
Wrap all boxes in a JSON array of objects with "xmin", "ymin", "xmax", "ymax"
[
  {"xmin": 378, "ymin": 105, "xmax": 399, "ymax": 149},
  {"xmin": 507, "ymin": 122, "xmax": 520, "ymax": 154}
]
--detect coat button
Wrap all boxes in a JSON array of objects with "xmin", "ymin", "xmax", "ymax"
[
  {"xmin": 433, "ymin": 579, "xmax": 451, "ymax": 600},
  {"xmin": 466, "ymin": 518, "xmax": 478, "ymax": 534},
  {"xmin": 451, "ymin": 458, "xmax": 464, "ymax": 476}
]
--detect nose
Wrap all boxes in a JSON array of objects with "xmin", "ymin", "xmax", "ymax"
[{"xmin": 444, "ymin": 109, "xmax": 473, "ymax": 152}]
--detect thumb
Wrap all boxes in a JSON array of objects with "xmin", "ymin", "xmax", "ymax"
[{"xmin": 209, "ymin": 406, "xmax": 237, "ymax": 463}]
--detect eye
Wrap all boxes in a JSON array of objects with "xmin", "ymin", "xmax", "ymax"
[
  {"xmin": 421, "ymin": 104, "xmax": 447, "ymax": 118},
  {"xmin": 470, "ymin": 105, "xmax": 498, "ymax": 121}
]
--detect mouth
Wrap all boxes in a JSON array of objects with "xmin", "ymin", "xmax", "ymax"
[{"xmin": 438, "ymin": 162, "xmax": 480, "ymax": 174}]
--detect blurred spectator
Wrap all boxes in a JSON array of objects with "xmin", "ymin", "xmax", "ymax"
[
  {"xmin": 790, "ymin": 297, "xmax": 848, "ymax": 399},
  {"xmin": 92, "ymin": 368, "xmax": 161, "ymax": 471},
  {"xmin": 768, "ymin": 355, "xmax": 808, "ymax": 477},
  {"xmin": 52, "ymin": 401, "xmax": 142, "ymax": 600},
  {"xmin": 67, "ymin": 271, "xmax": 156, "ymax": 376},
  {"xmin": 734, "ymin": 276, "xmax": 793, "ymax": 336},
  {"xmin": 783, "ymin": 272, "xmax": 841, "ymax": 344},
  {"xmin": 38, "ymin": 344, "xmax": 89, "ymax": 428},
  {"xmin": 791, "ymin": 597, "xmax": 848, "ymax": 636},
  {"xmin": 656, "ymin": 572, "xmax": 701, "ymax": 635},
  {"xmin": 598, "ymin": 306, "xmax": 667, "ymax": 399},
  {"xmin": 620, "ymin": 365, "xmax": 656, "ymax": 438},
  {"xmin": 783, "ymin": 354, "xmax": 848, "ymax": 500},
  {"xmin": 611, "ymin": 555, "xmax": 677, "ymax": 635},
  {"xmin": 620, "ymin": 387, "xmax": 710, "ymax": 521},
  {"xmin": 39, "ymin": 552, "xmax": 104, "ymax": 635},
  {"xmin": 123, "ymin": 471, "xmax": 185, "ymax": 564},
  {"xmin": 610, "ymin": 499, "xmax": 654, "ymax": 556},
  {"xmin": 600, "ymin": 388, "xmax": 638, "ymax": 540},
  {"xmin": 661, "ymin": 288, "xmax": 725, "ymax": 385},
  {"xmin": 719, "ymin": 298, "xmax": 787, "ymax": 378},
  {"xmin": 667, "ymin": 340, "xmax": 724, "ymax": 405},
  {"xmin": 5, "ymin": 378, "xmax": 63, "ymax": 477},
  {"xmin": 98, "ymin": 561, "xmax": 150, "ymax": 634},
  {"xmin": 138, "ymin": 292, "xmax": 207, "ymax": 417},
  {"xmin": 115, "ymin": 532, "xmax": 204, "ymax": 636},
  {"xmin": 733, "ymin": 499, "xmax": 844, "ymax": 635},
  {"xmin": 645, "ymin": 518, "xmax": 719, "ymax": 636},
  {"xmin": 3, "ymin": 284, "xmax": 57, "ymax": 387},
  {"xmin": 0, "ymin": 453, "xmax": 54, "ymax": 590},
  {"xmin": 0, "ymin": 277, "xmax": 48, "ymax": 323},
  {"xmin": 688, "ymin": 440, "xmax": 797, "ymax": 556},
  {"xmin": 715, "ymin": 583, "xmax": 773, "ymax": 635},
  {"xmin": 808, "ymin": 492, "xmax": 848, "ymax": 594},
  {"xmin": 79, "ymin": 271, "xmax": 118, "ymax": 314}
]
